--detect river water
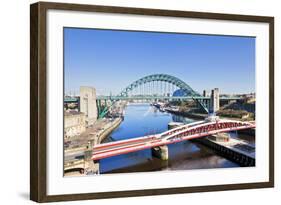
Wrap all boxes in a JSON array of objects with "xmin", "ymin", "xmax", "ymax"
[{"xmin": 100, "ymin": 103, "xmax": 252, "ymax": 174}]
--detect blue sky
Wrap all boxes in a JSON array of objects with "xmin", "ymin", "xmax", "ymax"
[{"xmin": 64, "ymin": 28, "xmax": 255, "ymax": 96}]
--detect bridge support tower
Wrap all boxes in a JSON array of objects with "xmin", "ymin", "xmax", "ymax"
[
  {"xmin": 84, "ymin": 149, "xmax": 100, "ymax": 175},
  {"xmin": 80, "ymin": 86, "xmax": 98, "ymax": 126},
  {"xmin": 84, "ymin": 137, "xmax": 100, "ymax": 174},
  {"xmin": 151, "ymin": 145, "xmax": 169, "ymax": 160},
  {"xmin": 210, "ymin": 88, "xmax": 220, "ymax": 113}
]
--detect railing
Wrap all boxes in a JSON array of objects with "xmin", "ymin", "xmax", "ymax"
[
  {"xmin": 92, "ymin": 119, "xmax": 255, "ymax": 160},
  {"xmin": 64, "ymin": 95, "xmax": 242, "ymax": 102},
  {"xmin": 95, "ymin": 95, "xmax": 241, "ymax": 100}
]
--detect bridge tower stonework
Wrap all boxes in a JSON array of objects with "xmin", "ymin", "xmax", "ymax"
[
  {"xmin": 84, "ymin": 149, "xmax": 100, "ymax": 175},
  {"xmin": 80, "ymin": 86, "xmax": 98, "ymax": 126},
  {"xmin": 84, "ymin": 138, "xmax": 100, "ymax": 175},
  {"xmin": 210, "ymin": 88, "xmax": 220, "ymax": 113}
]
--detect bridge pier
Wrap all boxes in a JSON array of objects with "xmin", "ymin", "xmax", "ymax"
[
  {"xmin": 84, "ymin": 138, "xmax": 100, "ymax": 175},
  {"xmin": 84, "ymin": 149, "xmax": 100, "ymax": 174},
  {"xmin": 209, "ymin": 132, "xmax": 231, "ymax": 142},
  {"xmin": 151, "ymin": 145, "xmax": 169, "ymax": 160}
]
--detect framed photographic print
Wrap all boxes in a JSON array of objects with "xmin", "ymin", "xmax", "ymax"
[{"xmin": 30, "ymin": 1, "xmax": 274, "ymax": 202}]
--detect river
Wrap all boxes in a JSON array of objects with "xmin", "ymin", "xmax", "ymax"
[{"xmin": 100, "ymin": 103, "xmax": 252, "ymax": 174}]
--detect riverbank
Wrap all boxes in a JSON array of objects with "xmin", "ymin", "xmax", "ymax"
[
  {"xmin": 165, "ymin": 107, "xmax": 253, "ymax": 122},
  {"xmin": 164, "ymin": 108, "xmax": 207, "ymax": 120},
  {"xmin": 97, "ymin": 118, "xmax": 122, "ymax": 144},
  {"xmin": 64, "ymin": 117, "xmax": 123, "ymax": 175},
  {"xmin": 65, "ymin": 117, "xmax": 123, "ymax": 153},
  {"xmin": 192, "ymin": 135, "xmax": 255, "ymax": 167}
]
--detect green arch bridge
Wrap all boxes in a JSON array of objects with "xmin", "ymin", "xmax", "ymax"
[{"xmin": 64, "ymin": 74, "xmax": 241, "ymax": 118}]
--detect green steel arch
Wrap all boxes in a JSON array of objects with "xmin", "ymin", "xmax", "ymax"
[
  {"xmin": 118, "ymin": 74, "xmax": 208, "ymax": 113},
  {"xmin": 119, "ymin": 74, "xmax": 200, "ymax": 97}
]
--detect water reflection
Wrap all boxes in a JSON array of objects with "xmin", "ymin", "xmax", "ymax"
[{"xmin": 100, "ymin": 104, "xmax": 242, "ymax": 174}]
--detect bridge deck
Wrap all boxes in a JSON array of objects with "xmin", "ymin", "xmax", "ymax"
[
  {"xmin": 92, "ymin": 120, "xmax": 255, "ymax": 160},
  {"xmin": 64, "ymin": 96, "xmax": 241, "ymax": 102},
  {"xmin": 93, "ymin": 136, "xmax": 157, "ymax": 154}
]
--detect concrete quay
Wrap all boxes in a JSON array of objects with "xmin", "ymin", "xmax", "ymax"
[
  {"xmin": 65, "ymin": 118, "xmax": 122, "ymax": 153},
  {"xmin": 95, "ymin": 117, "xmax": 122, "ymax": 144},
  {"xmin": 64, "ymin": 117, "xmax": 123, "ymax": 175},
  {"xmin": 192, "ymin": 135, "xmax": 255, "ymax": 167}
]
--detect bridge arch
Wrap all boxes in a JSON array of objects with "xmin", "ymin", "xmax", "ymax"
[
  {"xmin": 119, "ymin": 74, "xmax": 200, "ymax": 97},
  {"xmin": 118, "ymin": 74, "xmax": 209, "ymax": 113}
]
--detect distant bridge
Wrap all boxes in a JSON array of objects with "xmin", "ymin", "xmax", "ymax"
[
  {"xmin": 64, "ymin": 95, "xmax": 240, "ymax": 102},
  {"xmin": 92, "ymin": 118, "xmax": 255, "ymax": 161},
  {"xmin": 65, "ymin": 74, "xmax": 242, "ymax": 117},
  {"xmin": 96, "ymin": 95, "xmax": 240, "ymax": 101}
]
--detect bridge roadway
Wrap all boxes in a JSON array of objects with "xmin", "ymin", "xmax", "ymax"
[
  {"xmin": 96, "ymin": 96, "xmax": 241, "ymax": 100},
  {"xmin": 92, "ymin": 119, "xmax": 255, "ymax": 160},
  {"xmin": 64, "ymin": 96, "xmax": 241, "ymax": 103}
]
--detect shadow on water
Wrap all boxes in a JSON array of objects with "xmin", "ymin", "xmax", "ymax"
[{"xmin": 101, "ymin": 135, "xmax": 116, "ymax": 143}]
